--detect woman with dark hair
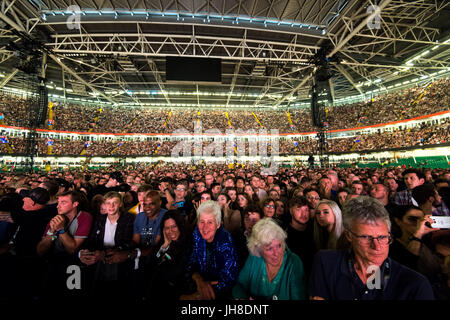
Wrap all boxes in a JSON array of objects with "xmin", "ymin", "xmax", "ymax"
[
  {"xmin": 143, "ymin": 209, "xmax": 191, "ymax": 300},
  {"xmin": 217, "ymin": 193, "xmax": 241, "ymax": 234},
  {"xmin": 434, "ymin": 187, "xmax": 450, "ymax": 216},
  {"xmin": 389, "ymin": 205, "xmax": 438, "ymax": 272},
  {"xmin": 90, "ymin": 194, "xmax": 107, "ymax": 219},
  {"xmin": 244, "ymin": 185, "xmax": 259, "ymax": 203},
  {"xmin": 260, "ymin": 198, "xmax": 276, "ymax": 219},
  {"xmin": 236, "ymin": 192, "xmax": 252, "ymax": 213},
  {"xmin": 123, "ymin": 190, "xmax": 139, "ymax": 212},
  {"xmin": 418, "ymin": 230, "xmax": 450, "ymax": 300}
]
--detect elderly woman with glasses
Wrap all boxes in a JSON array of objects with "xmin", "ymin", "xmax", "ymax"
[
  {"xmin": 309, "ymin": 196, "xmax": 434, "ymax": 300},
  {"xmin": 182, "ymin": 200, "xmax": 239, "ymax": 300},
  {"xmin": 232, "ymin": 218, "xmax": 306, "ymax": 300}
]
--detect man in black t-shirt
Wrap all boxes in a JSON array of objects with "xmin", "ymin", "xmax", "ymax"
[{"xmin": 285, "ymin": 196, "xmax": 315, "ymax": 280}]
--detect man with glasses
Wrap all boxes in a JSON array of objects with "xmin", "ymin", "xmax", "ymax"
[
  {"xmin": 309, "ymin": 196, "xmax": 434, "ymax": 300},
  {"xmin": 195, "ymin": 180, "xmax": 207, "ymax": 195},
  {"xmin": 167, "ymin": 180, "xmax": 193, "ymax": 217},
  {"xmin": 304, "ymin": 188, "xmax": 321, "ymax": 219}
]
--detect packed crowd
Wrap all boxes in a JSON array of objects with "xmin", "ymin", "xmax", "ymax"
[
  {"xmin": 0, "ymin": 78, "xmax": 448, "ymax": 134},
  {"xmin": 1, "ymin": 118, "xmax": 447, "ymax": 156},
  {"xmin": 0, "ymin": 164, "xmax": 449, "ymax": 302}
]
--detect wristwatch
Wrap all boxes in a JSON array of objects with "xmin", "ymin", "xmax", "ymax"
[
  {"xmin": 47, "ymin": 230, "xmax": 57, "ymax": 241},
  {"xmin": 127, "ymin": 250, "xmax": 136, "ymax": 260},
  {"xmin": 408, "ymin": 235, "xmax": 422, "ymax": 243}
]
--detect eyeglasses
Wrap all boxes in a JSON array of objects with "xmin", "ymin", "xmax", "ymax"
[
  {"xmin": 307, "ymin": 196, "xmax": 320, "ymax": 200},
  {"xmin": 347, "ymin": 229, "xmax": 392, "ymax": 246},
  {"xmin": 265, "ymin": 205, "xmax": 275, "ymax": 209},
  {"xmin": 175, "ymin": 188, "xmax": 186, "ymax": 191}
]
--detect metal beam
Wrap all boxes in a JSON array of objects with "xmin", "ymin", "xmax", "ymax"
[
  {"xmin": 273, "ymin": 71, "xmax": 314, "ymax": 108},
  {"xmin": 226, "ymin": 59, "xmax": 241, "ymax": 108},
  {"xmin": 49, "ymin": 53, "xmax": 116, "ymax": 104},
  {"xmin": 328, "ymin": 0, "xmax": 393, "ymax": 58},
  {"xmin": 328, "ymin": 77, "xmax": 335, "ymax": 103},
  {"xmin": 335, "ymin": 64, "xmax": 364, "ymax": 95},
  {"xmin": 147, "ymin": 58, "xmax": 171, "ymax": 105},
  {"xmin": 0, "ymin": 68, "xmax": 18, "ymax": 88}
]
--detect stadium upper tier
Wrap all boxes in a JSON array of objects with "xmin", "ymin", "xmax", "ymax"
[
  {"xmin": 0, "ymin": 78, "xmax": 448, "ymax": 135},
  {"xmin": 1, "ymin": 120, "xmax": 447, "ymax": 156}
]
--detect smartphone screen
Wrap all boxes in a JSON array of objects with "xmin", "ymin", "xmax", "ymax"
[{"xmin": 431, "ymin": 216, "xmax": 450, "ymax": 229}]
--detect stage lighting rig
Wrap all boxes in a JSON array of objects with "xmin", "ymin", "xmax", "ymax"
[{"xmin": 7, "ymin": 31, "xmax": 46, "ymax": 74}]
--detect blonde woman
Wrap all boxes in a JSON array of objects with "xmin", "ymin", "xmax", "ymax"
[{"xmin": 313, "ymin": 200, "xmax": 344, "ymax": 250}]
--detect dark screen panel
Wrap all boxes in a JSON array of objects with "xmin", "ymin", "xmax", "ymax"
[{"xmin": 166, "ymin": 57, "xmax": 222, "ymax": 83}]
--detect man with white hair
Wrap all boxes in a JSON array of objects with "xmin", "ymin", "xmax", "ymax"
[{"xmin": 309, "ymin": 196, "xmax": 434, "ymax": 300}]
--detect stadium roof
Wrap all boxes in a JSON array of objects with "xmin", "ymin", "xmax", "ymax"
[{"xmin": 0, "ymin": 0, "xmax": 449, "ymax": 108}]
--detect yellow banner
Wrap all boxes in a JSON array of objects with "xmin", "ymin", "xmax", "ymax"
[
  {"xmin": 286, "ymin": 111, "xmax": 294, "ymax": 126},
  {"xmin": 225, "ymin": 112, "xmax": 232, "ymax": 128},
  {"xmin": 81, "ymin": 157, "xmax": 91, "ymax": 171},
  {"xmin": 47, "ymin": 145, "xmax": 52, "ymax": 155},
  {"xmin": 252, "ymin": 112, "xmax": 263, "ymax": 128},
  {"xmin": 6, "ymin": 144, "xmax": 13, "ymax": 154},
  {"xmin": 47, "ymin": 102, "xmax": 54, "ymax": 129},
  {"xmin": 412, "ymin": 83, "xmax": 432, "ymax": 105},
  {"xmin": 88, "ymin": 109, "xmax": 102, "ymax": 132},
  {"xmin": 163, "ymin": 110, "xmax": 172, "ymax": 128}
]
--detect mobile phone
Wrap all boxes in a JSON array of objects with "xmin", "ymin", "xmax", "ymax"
[{"xmin": 431, "ymin": 216, "xmax": 450, "ymax": 229}]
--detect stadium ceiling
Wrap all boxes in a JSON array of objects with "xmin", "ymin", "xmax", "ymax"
[{"xmin": 0, "ymin": 0, "xmax": 449, "ymax": 109}]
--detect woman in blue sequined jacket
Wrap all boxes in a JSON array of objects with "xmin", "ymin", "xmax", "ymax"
[{"xmin": 182, "ymin": 200, "xmax": 239, "ymax": 300}]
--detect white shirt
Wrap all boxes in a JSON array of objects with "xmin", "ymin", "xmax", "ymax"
[{"xmin": 104, "ymin": 217, "xmax": 118, "ymax": 247}]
